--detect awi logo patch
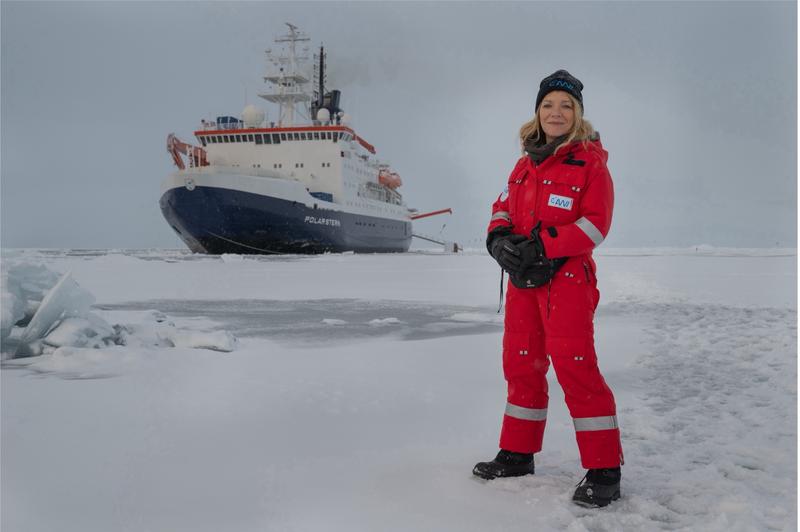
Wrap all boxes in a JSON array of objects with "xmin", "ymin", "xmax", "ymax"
[{"xmin": 548, "ymin": 194, "xmax": 573, "ymax": 210}]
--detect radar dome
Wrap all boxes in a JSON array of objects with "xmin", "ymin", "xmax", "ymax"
[
  {"xmin": 316, "ymin": 108, "xmax": 330, "ymax": 122},
  {"xmin": 242, "ymin": 105, "xmax": 265, "ymax": 128}
]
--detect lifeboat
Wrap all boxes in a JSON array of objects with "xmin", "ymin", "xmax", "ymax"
[{"xmin": 378, "ymin": 169, "xmax": 402, "ymax": 189}]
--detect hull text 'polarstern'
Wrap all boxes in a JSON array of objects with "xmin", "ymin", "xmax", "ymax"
[{"xmin": 161, "ymin": 23, "xmax": 453, "ymax": 254}]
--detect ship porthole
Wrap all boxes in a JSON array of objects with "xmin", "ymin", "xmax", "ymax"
[{"xmin": 185, "ymin": 178, "xmax": 196, "ymax": 191}]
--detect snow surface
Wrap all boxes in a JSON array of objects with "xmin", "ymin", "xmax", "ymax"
[{"xmin": 1, "ymin": 248, "xmax": 796, "ymax": 531}]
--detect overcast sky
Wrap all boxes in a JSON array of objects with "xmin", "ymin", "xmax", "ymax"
[{"xmin": 1, "ymin": 1, "xmax": 796, "ymax": 249}]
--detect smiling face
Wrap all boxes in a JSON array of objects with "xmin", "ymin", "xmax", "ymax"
[{"xmin": 538, "ymin": 90, "xmax": 576, "ymax": 143}]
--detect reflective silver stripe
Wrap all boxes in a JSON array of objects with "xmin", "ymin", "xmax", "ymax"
[
  {"xmin": 575, "ymin": 217, "xmax": 604, "ymax": 246},
  {"xmin": 505, "ymin": 403, "xmax": 547, "ymax": 421},
  {"xmin": 573, "ymin": 415, "xmax": 619, "ymax": 432},
  {"xmin": 491, "ymin": 211, "xmax": 511, "ymax": 222}
]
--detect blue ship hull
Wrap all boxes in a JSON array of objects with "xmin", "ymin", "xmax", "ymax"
[{"xmin": 160, "ymin": 186, "xmax": 412, "ymax": 254}]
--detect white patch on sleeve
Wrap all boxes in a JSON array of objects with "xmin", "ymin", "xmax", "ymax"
[
  {"xmin": 547, "ymin": 193, "xmax": 573, "ymax": 210},
  {"xmin": 499, "ymin": 185, "xmax": 509, "ymax": 202}
]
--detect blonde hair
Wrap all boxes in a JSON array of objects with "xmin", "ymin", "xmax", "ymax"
[{"xmin": 519, "ymin": 93, "xmax": 595, "ymax": 155}]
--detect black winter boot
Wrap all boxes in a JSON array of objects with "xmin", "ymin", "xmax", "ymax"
[
  {"xmin": 572, "ymin": 467, "xmax": 621, "ymax": 508},
  {"xmin": 472, "ymin": 450, "xmax": 534, "ymax": 480}
]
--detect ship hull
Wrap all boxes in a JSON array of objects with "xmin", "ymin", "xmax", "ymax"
[{"xmin": 160, "ymin": 176, "xmax": 412, "ymax": 254}]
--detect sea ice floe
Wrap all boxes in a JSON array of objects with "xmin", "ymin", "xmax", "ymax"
[
  {"xmin": 1, "ymin": 263, "xmax": 62, "ymax": 343},
  {"xmin": 220, "ymin": 253, "xmax": 244, "ymax": 263},
  {"xmin": 1, "ymin": 262, "xmax": 239, "ymax": 358},
  {"xmin": 367, "ymin": 317, "xmax": 402, "ymax": 326},
  {"xmin": 447, "ymin": 312, "xmax": 503, "ymax": 324}
]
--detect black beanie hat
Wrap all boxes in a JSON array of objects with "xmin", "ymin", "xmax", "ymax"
[{"xmin": 535, "ymin": 69, "xmax": 584, "ymax": 111}]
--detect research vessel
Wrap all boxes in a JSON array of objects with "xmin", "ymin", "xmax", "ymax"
[{"xmin": 160, "ymin": 23, "xmax": 449, "ymax": 254}]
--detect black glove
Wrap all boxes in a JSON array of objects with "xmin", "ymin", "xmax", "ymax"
[
  {"xmin": 508, "ymin": 223, "xmax": 568, "ymax": 288},
  {"xmin": 487, "ymin": 227, "xmax": 527, "ymax": 273}
]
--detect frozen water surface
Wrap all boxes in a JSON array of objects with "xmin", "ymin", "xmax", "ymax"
[
  {"xmin": 98, "ymin": 299, "xmax": 503, "ymax": 343},
  {"xmin": 1, "ymin": 248, "xmax": 796, "ymax": 532}
]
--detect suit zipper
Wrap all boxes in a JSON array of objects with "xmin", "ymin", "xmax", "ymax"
[
  {"xmin": 532, "ymin": 163, "xmax": 542, "ymax": 227},
  {"xmin": 546, "ymin": 279, "xmax": 552, "ymax": 319}
]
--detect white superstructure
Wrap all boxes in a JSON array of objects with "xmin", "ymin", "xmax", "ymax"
[{"xmin": 187, "ymin": 23, "xmax": 407, "ymax": 221}]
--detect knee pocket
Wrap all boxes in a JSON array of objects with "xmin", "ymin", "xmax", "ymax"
[
  {"xmin": 502, "ymin": 331, "xmax": 548, "ymax": 379},
  {"xmin": 548, "ymin": 337, "xmax": 611, "ymax": 398}
]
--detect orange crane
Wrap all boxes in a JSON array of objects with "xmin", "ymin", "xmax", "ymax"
[
  {"xmin": 166, "ymin": 133, "xmax": 209, "ymax": 170},
  {"xmin": 410, "ymin": 208, "xmax": 452, "ymax": 220}
]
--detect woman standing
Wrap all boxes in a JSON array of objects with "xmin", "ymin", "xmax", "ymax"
[{"xmin": 473, "ymin": 70, "xmax": 623, "ymax": 508}]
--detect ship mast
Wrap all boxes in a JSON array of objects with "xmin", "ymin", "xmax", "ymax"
[{"xmin": 259, "ymin": 23, "xmax": 312, "ymax": 126}]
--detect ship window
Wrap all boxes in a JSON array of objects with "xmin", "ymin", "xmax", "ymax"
[
  {"xmin": 281, "ymin": 133, "xmax": 287, "ymax": 141},
  {"xmin": 313, "ymin": 132, "xmax": 320, "ymax": 140},
  {"xmin": 235, "ymin": 135, "xmax": 242, "ymax": 142},
  {"xmin": 300, "ymin": 132, "xmax": 307, "ymax": 140},
  {"xmin": 333, "ymin": 132, "xmax": 339, "ymax": 142},
  {"xmin": 255, "ymin": 134, "xmax": 263, "ymax": 145},
  {"xmin": 293, "ymin": 133, "xmax": 300, "ymax": 141},
  {"xmin": 272, "ymin": 134, "xmax": 281, "ymax": 144},
  {"xmin": 264, "ymin": 134, "xmax": 272, "ymax": 144},
  {"xmin": 224, "ymin": 136, "xmax": 230, "ymax": 143},
  {"xmin": 199, "ymin": 137, "xmax": 206, "ymax": 146},
  {"xmin": 248, "ymin": 134, "xmax": 254, "ymax": 142}
]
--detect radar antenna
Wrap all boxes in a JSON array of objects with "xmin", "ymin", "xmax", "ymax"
[{"xmin": 258, "ymin": 23, "xmax": 312, "ymax": 126}]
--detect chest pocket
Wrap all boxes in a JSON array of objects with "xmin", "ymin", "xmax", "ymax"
[
  {"xmin": 506, "ymin": 168, "xmax": 529, "ymax": 221},
  {"xmin": 537, "ymin": 166, "xmax": 588, "ymax": 225}
]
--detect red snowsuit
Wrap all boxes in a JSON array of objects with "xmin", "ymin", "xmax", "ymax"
[{"xmin": 488, "ymin": 138, "xmax": 623, "ymax": 469}]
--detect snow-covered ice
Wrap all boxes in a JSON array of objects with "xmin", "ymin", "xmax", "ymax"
[
  {"xmin": 1, "ymin": 247, "xmax": 796, "ymax": 531},
  {"xmin": 1, "ymin": 259, "xmax": 240, "ymax": 362}
]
